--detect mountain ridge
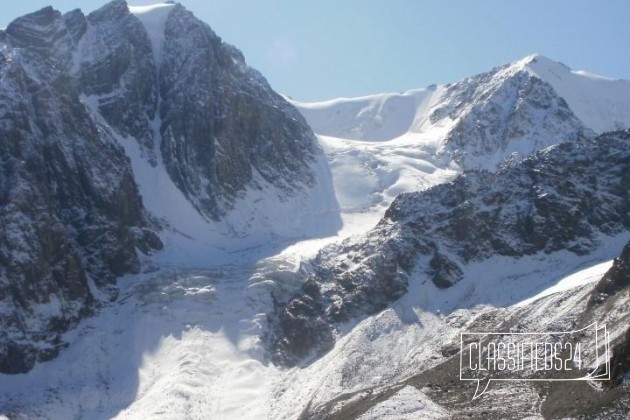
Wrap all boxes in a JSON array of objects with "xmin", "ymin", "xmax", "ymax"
[
  {"xmin": 269, "ymin": 130, "xmax": 630, "ymax": 367},
  {"xmin": 293, "ymin": 53, "xmax": 630, "ymax": 139},
  {"xmin": 0, "ymin": 0, "xmax": 340, "ymax": 373},
  {"xmin": 292, "ymin": 54, "xmax": 630, "ymax": 172}
]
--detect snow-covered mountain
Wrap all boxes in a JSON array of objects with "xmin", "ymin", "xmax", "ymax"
[
  {"xmin": 286, "ymin": 53, "xmax": 630, "ymax": 247},
  {"xmin": 0, "ymin": 1, "xmax": 339, "ymax": 374},
  {"xmin": 264, "ymin": 56, "xmax": 630, "ymax": 417},
  {"xmin": 292, "ymin": 240, "xmax": 630, "ymax": 419},
  {"xmin": 269, "ymin": 130, "xmax": 630, "ymax": 367},
  {"xmin": 297, "ymin": 55, "xmax": 629, "ymax": 194},
  {"xmin": 0, "ymin": 1, "xmax": 629, "ymax": 417},
  {"xmin": 287, "ymin": 54, "xmax": 630, "ymax": 241},
  {"xmin": 293, "ymin": 54, "xmax": 630, "ymax": 151}
]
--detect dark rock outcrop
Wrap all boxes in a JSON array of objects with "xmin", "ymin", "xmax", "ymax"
[
  {"xmin": 0, "ymin": 5, "xmax": 162, "ymax": 374},
  {"xmin": 589, "ymin": 241, "xmax": 630, "ymax": 306},
  {"xmin": 296, "ymin": 240, "xmax": 630, "ymax": 419},
  {"xmin": 0, "ymin": 1, "xmax": 324, "ymax": 373},
  {"xmin": 433, "ymin": 61, "xmax": 593, "ymax": 169},
  {"xmin": 158, "ymin": 5, "xmax": 318, "ymax": 219},
  {"xmin": 269, "ymin": 130, "xmax": 630, "ymax": 366}
]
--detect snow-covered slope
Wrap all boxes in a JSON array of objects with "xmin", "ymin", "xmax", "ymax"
[
  {"xmin": 293, "ymin": 88, "xmax": 438, "ymax": 142},
  {"xmin": 268, "ymin": 130, "xmax": 630, "ymax": 365},
  {"xmin": 127, "ymin": 2, "xmax": 174, "ymax": 62},
  {"xmin": 0, "ymin": 0, "xmax": 340, "ymax": 373},
  {"xmin": 289, "ymin": 240, "xmax": 630, "ymax": 419},
  {"xmin": 1, "ymin": 4, "xmax": 629, "ymax": 417},
  {"xmin": 294, "ymin": 54, "xmax": 630, "ymax": 141},
  {"xmin": 1, "ymin": 230, "xmax": 626, "ymax": 419},
  {"xmin": 524, "ymin": 54, "xmax": 630, "ymax": 133},
  {"xmin": 289, "ymin": 54, "xmax": 629, "ymax": 234}
]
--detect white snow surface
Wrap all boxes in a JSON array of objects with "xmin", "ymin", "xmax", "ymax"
[
  {"xmin": 294, "ymin": 54, "xmax": 630, "ymax": 142},
  {"xmin": 78, "ymin": 92, "xmax": 342, "ymax": 268},
  {"xmin": 515, "ymin": 259, "xmax": 614, "ymax": 307},
  {"xmin": 128, "ymin": 2, "xmax": 175, "ymax": 63},
  {"xmin": 288, "ymin": 84, "xmax": 460, "ymax": 233},
  {"xmin": 522, "ymin": 54, "xmax": 630, "ymax": 133},
  {"xmin": 357, "ymin": 386, "xmax": 449, "ymax": 419},
  {"xmin": 288, "ymin": 54, "xmax": 630, "ymax": 229}
]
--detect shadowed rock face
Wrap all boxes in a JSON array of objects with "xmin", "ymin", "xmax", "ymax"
[
  {"xmin": 0, "ymin": 4, "xmax": 162, "ymax": 374},
  {"xmin": 158, "ymin": 5, "xmax": 318, "ymax": 218},
  {"xmin": 74, "ymin": 1, "xmax": 321, "ymax": 219},
  {"xmin": 589, "ymin": 241, "xmax": 630, "ymax": 388},
  {"xmin": 589, "ymin": 242, "xmax": 630, "ymax": 306},
  {"xmin": 0, "ymin": 1, "xmax": 322, "ymax": 373},
  {"xmin": 269, "ymin": 130, "xmax": 630, "ymax": 367}
]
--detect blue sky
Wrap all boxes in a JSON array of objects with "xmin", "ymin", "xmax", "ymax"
[{"xmin": 2, "ymin": 0, "xmax": 629, "ymax": 101}]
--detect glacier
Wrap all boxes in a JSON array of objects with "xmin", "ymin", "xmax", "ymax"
[{"xmin": 0, "ymin": 1, "xmax": 629, "ymax": 419}]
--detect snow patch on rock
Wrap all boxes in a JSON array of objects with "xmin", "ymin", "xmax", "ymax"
[{"xmin": 128, "ymin": 2, "xmax": 175, "ymax": 63}]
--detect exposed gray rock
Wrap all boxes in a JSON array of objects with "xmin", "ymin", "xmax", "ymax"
[
  {"xmin": 297, "ymin": 240, "xmax": 630, "ymax": 420},
  {"xmin": 0, "ymin": 5, "xmax": 163, "ymax": 374},
  {"xmin": 158, "ymin": 5, "xmax": 319, "ymax": 219},
  {"xmin": 269, "ymin": 130, "xmax": 630, "ymax": 366},
  {"xmin": 0, "ymin": 0, "xmax": 324, "ymax": 373},
  {"xmin": 432, "ymin": 61, "xmax": 594, "ymax": 169},
  {"xmin": 589, "ymin": 242, "xmax": 630, "ymax": 306}
]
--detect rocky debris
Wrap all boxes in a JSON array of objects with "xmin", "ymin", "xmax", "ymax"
[{"xmin": 298, "ymin": 241, "xmax": 630, "ymax": 420}]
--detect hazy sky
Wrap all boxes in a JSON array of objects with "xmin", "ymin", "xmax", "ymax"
[{"xmin": 2, "ymin": 0, "xmax": 629, "ymax": 101}]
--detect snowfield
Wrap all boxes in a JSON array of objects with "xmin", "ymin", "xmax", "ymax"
[
  {"xmin": 524, "ymin": 54, "xmax": 630, "ymax": 133},
  {"xmin": 290, "ymin": 53, "xmax": 630, "ymax": 233}
]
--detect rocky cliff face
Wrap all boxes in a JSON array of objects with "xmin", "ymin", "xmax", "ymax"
[
  {"xmin": 269, "ymin": 130, "xmax": 630, "ymax": 366},
  {"xmin": 0, "ymin": 4, "xmax": 162, "ymax": 374},
  {"xmin": 158, "ymin": 6, "xmax": 319, "ymax": 219},
  {"xmin": 0, "ymin": 1, "xmax": 327, "ymax": 373},
  {"xmin": 432, "ymin": 60, "xmax": 594, "ymax": 169},
  {"xmin": 76, "ymin": 1, "xmax": 321, "ymax": 220}
]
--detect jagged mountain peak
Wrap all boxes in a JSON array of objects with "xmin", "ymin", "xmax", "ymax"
[
  {"xmin": 295, "ymin": 52, "xmax": 630, "ymax": 143},
  {"xmin": 515, "ymin": 52, "xmax": 616, "ymax": 82},
  {"xmin": 294, "ymin": 52, "xmax": 630, "ymax": 177},
  {"xmin": 435, "ymin": 57, "xmax": 591, "ymax": 169},
  {"xmin": 4, "ymin": 5, "xmax": 71, "ymax": 60},
  {"xmin": 510, "ymin": 53, "xmax": 630, "ymax": 133},
  {"xmin": 7, "ymin": 5, "xmax": 59, "ymax": 27},
  {"xmin": 0, "ymin": 0, "xmax": 340, "ymax": 374},
  {"xmin": 86, "ymin": 0, "xmax": 129, "ymax": 22},
  {"xmin": 513, "ymin": 53, "xmax": 568, "ymax": 70}
]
